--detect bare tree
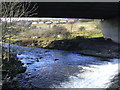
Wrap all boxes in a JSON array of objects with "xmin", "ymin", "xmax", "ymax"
[
  {"xmin": 1, "ymin": 1, "xmax": 38, "ymax": 61},
  {"xmin": 68, "ymin": 19, "xmax": 77, "ymax": 32}
]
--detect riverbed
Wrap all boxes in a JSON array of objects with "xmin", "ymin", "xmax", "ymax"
[{"xmin": 2, "ymin": 43, "xmax": 120, "ymax": 89}]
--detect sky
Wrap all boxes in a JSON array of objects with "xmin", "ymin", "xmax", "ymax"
[{"xmin": 0, "ymin": 17, "xmax": 68, "ymax": 22}]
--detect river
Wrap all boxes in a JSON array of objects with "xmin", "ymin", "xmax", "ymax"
[{"xmin": 2, "ymin": 43, "xmax": 120, "ymax": 88}]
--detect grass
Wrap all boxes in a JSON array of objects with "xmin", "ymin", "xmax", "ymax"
[
  {"xmin": 36, "ymin": 38, "xmax": 63, "ymax": 41},
  {"xmin": 11, "ymin": 32, "xmax": 103, "ymax": 43},
  {"xmin": 11, "ymin": 37, "xmax": 63, "ymax": 42},
  {"xmin": 10, "ymin": 29, "xmax": 103, "ymax": 47},
  {"xmin": 32, "ymin": 21, "xmax": 100, "ymax": 32},
  {"xmin": 86, "ymin": 34, "xmax": 103, "ymax": 38},
  {"xmin": 10, "ymin": 38, "xmax": 29, "ymax": 41},
  {"xmin": 70, "ymin": 29, "xmax": 103, "ymax": 38}
]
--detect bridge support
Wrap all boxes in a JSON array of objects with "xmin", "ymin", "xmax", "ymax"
[{"xmin": 100, "ymin": 17, "xmax": 120, "ymax": 43}]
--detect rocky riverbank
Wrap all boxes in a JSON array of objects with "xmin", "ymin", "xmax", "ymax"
[
  {"xmin": 2, "ymin": 51, "xmax": 26, "ymax": 89},
  {"xmin": 13, "ymin": 37, "xmax": 120, "ymax": 59},
  {"xmin": 46, "ymin": 37, "xmax": 120, "ymax": 59}
]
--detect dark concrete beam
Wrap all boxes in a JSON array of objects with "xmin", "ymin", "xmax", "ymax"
[{"xmin": 29, "ymin": 2, "xmax": 119, "ymax": 19}]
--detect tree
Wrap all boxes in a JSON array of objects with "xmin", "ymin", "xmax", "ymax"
[
  {"xmin": 68, "ymin": 19, "xmax": 77, "ymax": 32},
  {"xmin": 0, "ymin": 2, "xmax": 38, "ymax": 61},
  {"xmin": 0, "ymin": 1, "xmax": 38, "ymax": 85}
]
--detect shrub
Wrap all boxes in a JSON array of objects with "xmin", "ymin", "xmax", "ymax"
[
  {"xmin": 16, "ymin": 25, "xmax": 71, "ymax": 39},
  {"xmin": 51, "ymin": 25, "xmax": 71, "ymax": 38},
  {"xmin": 79, "ymin": 26, "xmax": 86, "ymax": 31},
  {"xmin": 2, "ymin": 51, "xmax": 26, "ymax": 83},
  {"xmin": 37, "ymin": 25, "xmax": 71, "ymax": 39}
]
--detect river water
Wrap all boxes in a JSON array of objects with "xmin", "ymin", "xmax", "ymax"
[{"xmin": 2, "ymin": 43, "xmax": 120, "ymax": 88}]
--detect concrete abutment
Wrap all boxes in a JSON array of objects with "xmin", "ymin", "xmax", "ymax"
[{"xmin": 100, "ymin": 17, "xmax": 120, "ymax": 43}]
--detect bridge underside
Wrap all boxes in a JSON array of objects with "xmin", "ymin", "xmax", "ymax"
[
  {"xmin": 31, "ymin": 2, "xmax": 119, "ymax": 19},
  {"xmin": 30, "ymin": 2, "xmax": 120, "ymax": 43}
]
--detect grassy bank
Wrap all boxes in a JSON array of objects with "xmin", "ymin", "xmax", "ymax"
[
  {"xmin": 11, "ymin": 36, "xmax": 119, "ymax": 59},
  {"xmin": 5, "ymin": 19, "xmax": 119, "ymax": 58},
  {"xmin": 9, "ymin": 26, "xmax": 119, "ymax": 59}
]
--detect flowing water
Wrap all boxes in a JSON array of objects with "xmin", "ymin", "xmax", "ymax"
[{"xmin": 1, "ymin": 43, "xmax": 120, "ymax": 88}]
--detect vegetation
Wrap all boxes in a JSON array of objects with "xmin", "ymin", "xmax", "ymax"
[
  {"xmin": 2, "ymin": 51, "xmax": 26, "ymax": 84},
  {"xmin": 1, "ymin": 2, "xmax": 38, "ymax": 86},
  {"xmin": 7, "ymin": 19, "xmax": 119, "ymax": 59},
  {"xmin": 8, "ymin": 19, "xmax": 103, "ymax": 47},
  {"xmin": 5, "ymin": 19, "xmax": 119, "ymax": 59}
]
